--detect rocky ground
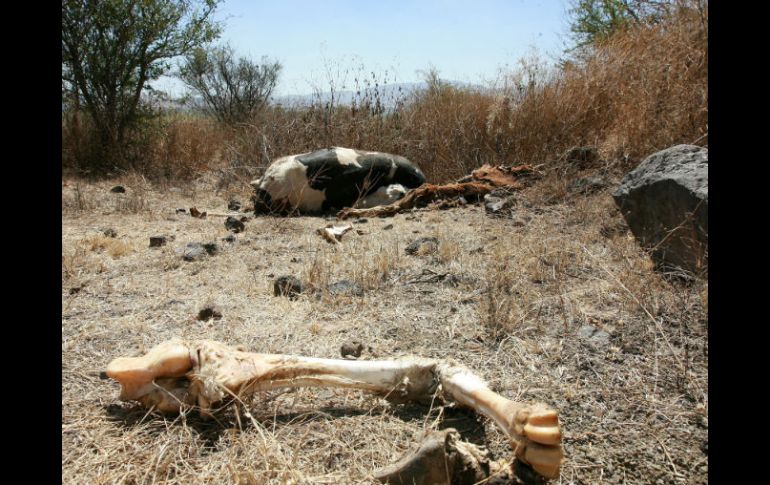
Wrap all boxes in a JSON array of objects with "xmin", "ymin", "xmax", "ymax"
[{"xmin": 62, "ymin": 173, "xmax": 708, "ymax": 484}]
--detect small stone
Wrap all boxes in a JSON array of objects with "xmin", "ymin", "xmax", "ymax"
[
  {"xmin": 341, "ymin": 341, "xmax": 365, "ymax": 359},
  {"xmin": 273, "ymin": 275, "xmax": 304, "ymax": 299},
  {"xmin": 103, "ymin": 228, "xmax": 117, "ymax": 238},
  {"xmin": 225, "ymin": 216, "xmax": 245, "ymax": 233},
  {"xmin": 484, "ymin": 194, "xmax": 517, "ymax": 215},
  {"xmin": 578, "ymin": 325, "xmax": 611, "ymax": 347},
  {"xmin": 328, "ymin": 280, "xmax": 364, "ymax": 297},
  {"xmin": 197, "ymin": 305, "xmax": 222, "ymax": 321},
  {"xmin": 354, "ymin": 218, "xmax": 368, "ymax": 224},
  {"xmin": 383, "ymin": 224, "xmax": 394, "ymax": 230},
  {"xmin": 110, "ymin": 185, "xmax": 126, "ymax": 193},
  {"xmin": 149, "ymin": 236, "xmax": 168, "ymax": 248},
  {"xmin": 181, "ymin": 242, "xmax": 216, "ymax": 261},
  {"xmin": 568, "ymin": 176, "xmax": 606, "ymax": 195},
  {"xmin": 175, "ymin": 208, "xmax": 187, "ymax": 214},
  {"xmin": 189, "ymin": 207, "xmax": 207, "ymax": 219},
  {"xmin": 222, "ymin": 234, "xmax": 236, "ymax": 243},
  {"xmin": 228, "ymin": 199, "xmax": 242, "ymax": 211},
  {"xmin": 405, "ymin": 237, "xmax": 439, "ymax": 256}
]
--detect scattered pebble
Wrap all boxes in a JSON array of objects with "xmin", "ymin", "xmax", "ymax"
[
  {"xmin": 484, "ymin": 194, "xmax": 517, "ymax": 215},
  {"xmin": 197, "ymin": 305, "xmax": 223, "ymax": 321},
  {"xmin": 181, "ymin": 242, "xmax": 217, "ymax": 261},
  {"xmin": 328, "ymin": 280, "xmax": 364, "ymax": 297},
  {"xmin": 222, "ymin": 234, "xmax": 236, "ymax": 243},
  {"xmin": 273, "ymin": 275, "xmax": 304, "ymax": 299},
  {"xmin": 225, "ymin": 216, "xmax": 245, "ymax": 233},
  {"xmin": 190, "ymin": 207, "xmax": 207, "ymax": 219},
  {"xmin": 405, "ymin": 237, "xmax": 439, "ymax": 256},
  {"xmin": 340, "ymin": 341, "xmax": 365, "ymax": 359},
  {"xmin": 383, "ymin": 224, "xmax": 394, "ymax": 230},
  {"xmin": 110, "ymin": 185, "xmax": 125, "ymax": 193},
  {"xmin": 578, "ymin": 325, "xmax": 611, "ymax": 347},
  {"xmin": 149, "ymin": 236, "xmax": 168, "ymax": 248},
  {"xmin": 103, "ymin": 228, "xmax": 117, "ymax": 238},
  {"xmin": 228, "ymin": 199, "xmax": 242, "ymax": 211}
]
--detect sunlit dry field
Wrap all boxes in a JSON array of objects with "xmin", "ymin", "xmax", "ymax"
[{"xmin": 62, "ymin": 174, "xmax": 707, "ymax": 484}]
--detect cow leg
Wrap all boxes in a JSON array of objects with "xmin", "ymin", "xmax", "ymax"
[{"xmin": 105, "ymin": 339, "xmax": 563, "ymax": 478}]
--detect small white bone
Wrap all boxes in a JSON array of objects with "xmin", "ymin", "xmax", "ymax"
[
  {"xmin": 317, "ymin": 224, "xmax": 353, "ymax": 244},
  {"xmin": 105, "ymin": 339, "xmax": 563, "ymax": 478}
]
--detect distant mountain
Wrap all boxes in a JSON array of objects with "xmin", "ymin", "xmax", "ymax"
[
  {"xmin": 272, "ymin": 82, "xmax": 423, "ymax": 109},
  {"xmin": 149, "ymin": 80, "xmax": 487, "ymax": 113},
  {"xmin": 271, "ymin": 80, "xmax": 485, "ymax": 109}
]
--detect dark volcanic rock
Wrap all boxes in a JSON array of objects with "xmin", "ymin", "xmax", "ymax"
[
  {"xmin": 225, "ymin": 216, "xmax": 245, "ymax": 233},
  {"xmin": 197, "ymin": 305, "xmax": 222, "ymax": 321},
  {"xmin": 149, "ymin": 236, "xmax": 168, "ymax": 248},
  {"xmin": 228, "ymin": 199, "xmax": 242, "ymax": 211},
  {"xmin": 340, "ymin": 341, "xmax": 365, "ymax": 359},
  {"xmin": 110, "ymin": 185, "xmax": 126, "ymax": 193},
  {"xmin": 405, "ymin": 237, "xmax": 439, "ymax": 256},
  {"xmin": 613, "ymin": 145, "xmax": 708, "ymax": 274},
  {"xmin": 103, "ymin": 228, "xmax": 118, "ymax": 238},
  {"xmin": 182, "ymin": 242, "xmax": 218, "ymax": 261},
  {"xmin": 273, "ymin": 275, "xmax": 304, "ymax": 299}
]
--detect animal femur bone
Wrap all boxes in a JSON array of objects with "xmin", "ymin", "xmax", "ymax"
[{"xmin": 105, "ymin": 339, "xmax": 564, "ymax": 478}]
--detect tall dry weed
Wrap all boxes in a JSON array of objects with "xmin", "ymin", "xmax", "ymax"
[{"xmin": 62, "ymin": 5, "xmax": 706, "ymax": 185}]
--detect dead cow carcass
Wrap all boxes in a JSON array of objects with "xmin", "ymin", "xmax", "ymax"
[{"xmin": 251, "ymin": 147, "xmax": 426, "ymax": 214}]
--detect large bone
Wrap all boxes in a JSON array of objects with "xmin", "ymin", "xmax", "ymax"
[{"xmin": 105, "ymin": 339, "xmax": 563, "ymax": 478}]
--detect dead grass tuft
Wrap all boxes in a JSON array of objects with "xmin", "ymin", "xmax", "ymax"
[{"xmin": 82, "ymin": 235, "xmax": 133, "ymax": 259}]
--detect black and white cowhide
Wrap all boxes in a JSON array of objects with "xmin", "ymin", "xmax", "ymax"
[{"xmin": 251, "ymin": 147, "xmax": 426, "ymax": 214}]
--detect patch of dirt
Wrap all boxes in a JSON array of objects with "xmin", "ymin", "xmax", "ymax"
[{"xmin": 62, "ymin": 174, "xmax": 707, "ymax": 484}]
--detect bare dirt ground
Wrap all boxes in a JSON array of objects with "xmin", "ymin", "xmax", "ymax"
[{"xmin": 62, "ymin": 173, "xmax": 708, "ymax": 485}]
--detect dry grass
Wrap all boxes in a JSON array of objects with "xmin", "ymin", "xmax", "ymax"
[
  {"xmin": 62, "ymin": 174, "xmax": 707, "ymax": 484},
  {"xmin": 61, "ymin": 5, "xmax": 706, "ymax": 186}
]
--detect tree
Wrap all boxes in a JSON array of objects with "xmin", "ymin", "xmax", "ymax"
[
  {"xmin": 61, "ymin": 0, "xmax": 222, "ymax": 168},
  {"xmin": 568, "ymin": 0, "xmax": 673, "ymax": 47},
  {"xmin": 178, "ymin": 44, "xmax": 282, "ymax": 125}
]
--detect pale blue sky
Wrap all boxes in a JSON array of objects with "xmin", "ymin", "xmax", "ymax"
[{"xmin": 155, "ymin": 0, "xmax": 572, "ymax": 97}]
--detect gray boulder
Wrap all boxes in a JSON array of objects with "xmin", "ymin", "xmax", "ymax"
[{"xmin": 613, "ymin": 145, "xmax": 708, "ymax": 274}]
